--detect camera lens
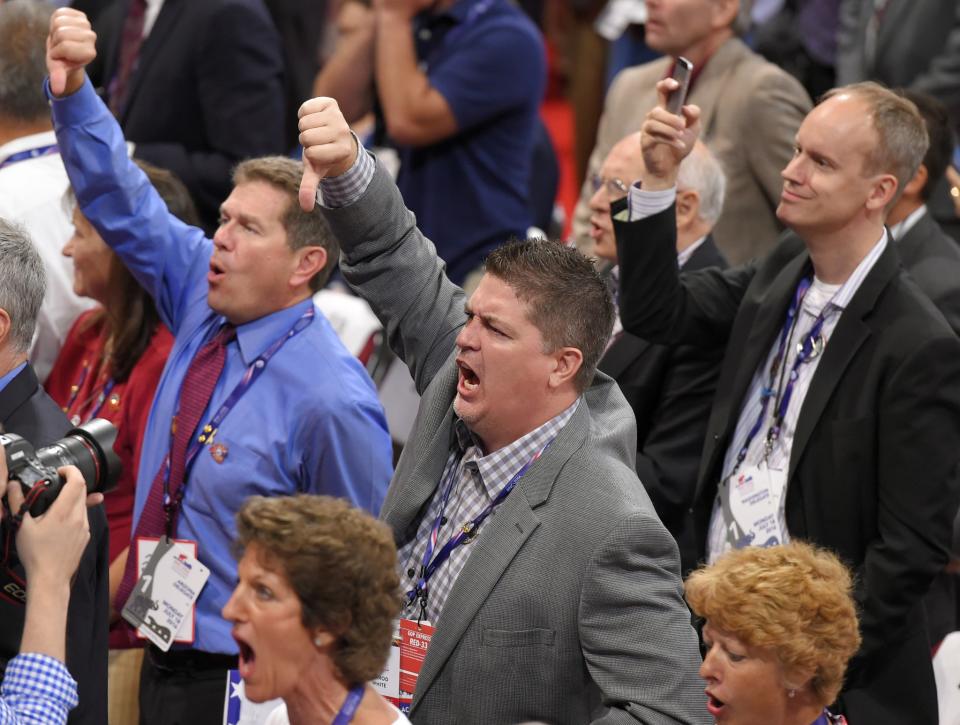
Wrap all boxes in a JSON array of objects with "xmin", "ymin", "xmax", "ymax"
[{"xmin": 34, "ymin": 418, "xmax": 122, "ymax": 495}]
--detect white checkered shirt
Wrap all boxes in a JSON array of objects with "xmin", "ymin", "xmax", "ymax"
[
  {"xmin": 0, "ymin": 653, "xmax": 78, "ymax": 724},
  {"xmin": 398, "ymin": 400, "xmax": 579, "ymax": 624},
  {"xmin": 706, "ymin": 231, "xmax": 888, "ymax": 561}
]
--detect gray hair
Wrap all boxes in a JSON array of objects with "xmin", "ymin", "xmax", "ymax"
[
  {"xmin": 677, "ymin": 142, "xmax": 727, "ymax": 226},
  {"xmin": 0, "ymin": 219, "xmax": 46, "ymax": 353},
  {"xmin": 0, "ymin": 1, "xmax": 53, "ymax": 123}
]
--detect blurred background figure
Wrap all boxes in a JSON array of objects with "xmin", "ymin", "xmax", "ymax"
[
  {"xmin": 45, "ymin": 160, "xmax": 198, "ymax": 725},
  {"xmin": 751, "ymin": 0, "xmax": 844, "ymax": 101},
  {"xmin": 836, "ymin": 1, "xmax": 960, "ymax": 120},
  {"xmin": 0, "ymin": 0, "xmax": 95, "ymax": 381},
  {"xmin": 314, "ymin": 0, "xmax": 548, "ymax": 286},
  {"xmin": 685, "ymin": 542, "xmax": 862, "ymax": 725},
  {"xmin": 83, "ymin": 0, "xmax": 287, "ymax": 230},
  {"xmin": 572, "ymin": 0, "xmax": 811, "ymax": 263},
  {"xmin": 223, "ymin": 495, "xmax": 409, "ymax": 725}
]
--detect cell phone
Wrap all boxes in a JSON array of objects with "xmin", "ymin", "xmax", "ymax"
[{"xmin": 665, "ymin": 57, "xmax": 693, "ymax": 116}]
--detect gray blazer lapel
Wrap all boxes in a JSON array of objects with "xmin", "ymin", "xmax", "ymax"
[
  {"xmin": 877, "ymin": 0, "xmax": 911, "ymax": 53},
  {"xmin": 411, "ymin": 406, "xmax": 588, "ymax": 710}
]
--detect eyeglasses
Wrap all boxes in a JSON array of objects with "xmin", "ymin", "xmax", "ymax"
[{"xmin": 590, "ymin": 174, "xmax": 630, "ymax": 201}]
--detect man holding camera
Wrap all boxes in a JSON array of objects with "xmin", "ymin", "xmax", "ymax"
[
  {"xmin": 0, "ymin": 446, "xmax": 101, "ymax": 725},
  {"xmin": 0, "ymin": 219, "xmax": 109, "ymax": 724}
]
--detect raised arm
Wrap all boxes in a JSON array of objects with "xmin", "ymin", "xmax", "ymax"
[
  {"xmin": 299, "ymin": 97, "xmax": 467, "ymax": 392},
  {"xmin": 46, "ymin": 8, "xmax": 210, "ymax": 335},
  {"xmin": 614, "ymin": 81, "xmax": 751, "ymax": 346}
]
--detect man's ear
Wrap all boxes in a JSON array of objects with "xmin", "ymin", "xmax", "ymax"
[
  {"xmin": 866, "ymin": 173, "xmax": 899, "ymax": 211},
  {"xmin": 0, "ymin": 308, "xmax": 11, "ymax": 349},
  {"xmin": 548, "ymin": 347, "xmax": 584, "ymax": 390},
  {"xmin": 291, "ymin": 246, "xmax": 327, "ymax": 289},
  {"xmin": 676, "ymin": 189, "xmax": 701, "ymax": 231},
  {"xmin": 712, "ymin": 0, "xmax": 740, "ymax": 30}
]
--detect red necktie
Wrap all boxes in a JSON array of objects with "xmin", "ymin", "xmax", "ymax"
[
  {"xmin": 108, "ymin": 0, "xmax": 148, "ymax": 116},
  {"xmin": 115, "ymin": 324, "xmax": 235, "ymax": 613}
]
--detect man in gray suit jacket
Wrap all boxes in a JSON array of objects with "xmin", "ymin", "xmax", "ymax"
[
  {"xmin": 298, "ymin": 98, "xmax": 709, "ymax": 724},
  {"xmin": 837, "ymin": 0, "xmax": 960, "ymax": 119}
]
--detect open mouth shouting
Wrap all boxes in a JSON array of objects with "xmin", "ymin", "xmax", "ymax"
[
  {"xmin": 456, "ymin": 358, "xmax": 480, "ymax": 398},
  {"xmin": 234, "ymin": 630, "xmax": 257, "ymax": 681}
]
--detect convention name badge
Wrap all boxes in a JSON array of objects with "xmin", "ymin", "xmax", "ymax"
[
  {"xmin": 121, "ymin": 536, "xmax": 209, "ymax": 651},
  {"xmin": 372, "ymin": 619, "xmax": 434, "ymax": 714},
  {"xmin": 721, "ymin": 464, "xmax": 789, "ymax": 551}
]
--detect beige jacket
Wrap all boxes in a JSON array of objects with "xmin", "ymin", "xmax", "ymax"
[{"xmin": 573, "ymin": 37, "xmax": 811, "ymax": 264}]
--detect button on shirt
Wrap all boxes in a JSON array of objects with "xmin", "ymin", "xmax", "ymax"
[
  {"xmin": 397, "ymin": 401, "xmax": 578, "ymax": 624},
  {"xmin": 51, "ymin": 78, "xmax": 394, "ymax": 653},
  {"xmin": 706, "ymin": 231, "xmax": 888, "ymax": 561}
]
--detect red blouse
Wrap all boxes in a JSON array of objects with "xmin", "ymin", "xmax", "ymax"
[{"xmin": 46, "ymin": 310, "xmax": 173, "ymax": 564}]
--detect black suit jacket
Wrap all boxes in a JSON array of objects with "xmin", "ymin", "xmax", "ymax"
[
  {"xmin": 86, "ymin": 0, "xmax": 286, "ymax": 228},
  {"xmin": 0, "ymin": 365, "xmax": 110, "ymax": 725},
  {"xmin": 615, "ymin": 206, "xmax": 960, "ymax": 725},
  {"xmin": 599, "ymin": 236, "xmax": 727, "ymax": 546},
  {"xmin": 896, "ymin": 209, "xmax": 960, "ymax": 334}
]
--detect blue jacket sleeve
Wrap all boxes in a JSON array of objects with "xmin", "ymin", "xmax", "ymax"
[{"xmin": 49, "ymin": 76, "xmax": 212, "ymax": 336}]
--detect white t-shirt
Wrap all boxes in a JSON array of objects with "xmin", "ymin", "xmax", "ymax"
[{"xmin": 264, "ymin": 701, "xmax": 412, "ymax": 725}]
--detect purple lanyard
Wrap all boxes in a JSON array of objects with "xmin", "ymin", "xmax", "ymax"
[
  {"xmin": 406, "ymin": 438, "xmax": 554, "ymax": 620},
  {"xmin": 0, "ymin": 144, "xmax": 58, "ymax": 171},
  {"xmin": 331, "ymin": 684, "xmax": 365, "ymax": 725},
  {"xmin": 161, "ymin": 307, "xmax": 315, "ymax": 525},
  {"xmin": 731, "ymin": 277, "xmax": 831, "ymax": 474}
]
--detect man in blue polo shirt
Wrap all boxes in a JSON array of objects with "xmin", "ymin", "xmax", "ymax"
[
  {"xmin": 318, "ymin": 0, "xmax": 546, "ymax": 284},
  {"xmin": 46, "ymin": 9, "xmax": 393, "ymax": 724}
]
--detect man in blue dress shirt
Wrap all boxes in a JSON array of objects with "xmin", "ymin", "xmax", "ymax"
[{"xmin": 45, "ymin": 9, "xmax": 393, "ymax": 724}]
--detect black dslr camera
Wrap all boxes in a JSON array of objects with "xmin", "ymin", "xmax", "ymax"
[{"xmin": 1, "ymin": 419, "xmax": 121, "ymax": 516}]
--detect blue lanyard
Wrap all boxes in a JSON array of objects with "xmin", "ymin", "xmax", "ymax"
[
  {"xmin": 406, "ymin": 438, "xmax": 553, "ymax": 620},
  {"xmin": 0, "ymin": 144, "xmax": 58, "ymax": 170},
  {"xmin": 331, "ymin": 684, "xmax": 365, "ymax": 725},
  {"xmin": 731, "ymin": 277, "xmax": 831, "ymax": 474},
  {"xmin": 161, "ymin": 307, "xmax": 315, "ymax": 529}
]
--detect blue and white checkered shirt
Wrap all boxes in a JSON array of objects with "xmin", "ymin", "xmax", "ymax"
[{"xmin": 0, "ymin": 653, "xmax": 78, "ymax": 725}]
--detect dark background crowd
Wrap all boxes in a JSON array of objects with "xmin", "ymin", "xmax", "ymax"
[{"xmin": 0, "ymin": 0, "xmax": 959, "ymax": 724}]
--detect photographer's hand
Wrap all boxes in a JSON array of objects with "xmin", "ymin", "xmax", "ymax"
[
  {"xmin": 640, "ymin": 78, "xmax": 701, "ymax": 191},
  {"xmin": 7, "ymin": 467, "xmax": 102, "ymax": 662}
]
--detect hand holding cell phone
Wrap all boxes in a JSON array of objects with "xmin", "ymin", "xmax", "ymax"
[{"xmin": 638, "ymin": 65, "xmax": 702, "ymax": 189}]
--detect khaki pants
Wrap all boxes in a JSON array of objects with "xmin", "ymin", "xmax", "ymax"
[{"xmin": 108, "ymin": 648, "xmax": 144, "ymax": 725}]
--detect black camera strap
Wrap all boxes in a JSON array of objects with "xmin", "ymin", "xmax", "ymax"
[{"xmin": 0, "ymin": 482, "xmax": 53, "ymax": 607}]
